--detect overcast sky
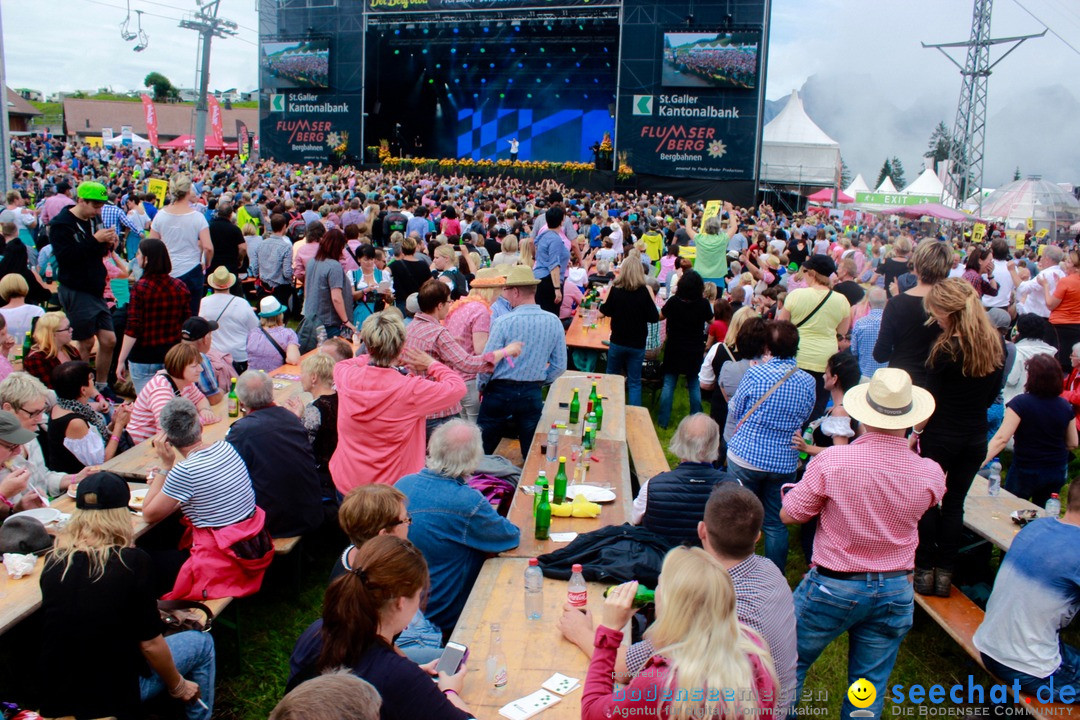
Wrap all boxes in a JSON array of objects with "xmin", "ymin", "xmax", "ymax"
[{"xmin": 4, "ymin": 0, "xmax": 1078, "ymax": 184}]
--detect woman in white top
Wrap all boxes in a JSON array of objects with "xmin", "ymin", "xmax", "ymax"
[
  {"xmin": 490, "ymin": 235, "xmax": 520, "ymax": 267},
  {"xmin": 199, "ymin": 266, "xmax": 259, "ymax": 372},
  {"xmin": 149, "ymin": 173, "xmax": 213, "ymax": 316},
  {"xmin": 0, "ymin": 273, "xmax": 44, "ymax": 340}
]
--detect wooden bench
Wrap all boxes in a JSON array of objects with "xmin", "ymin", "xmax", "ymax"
[
  {"xmin": 494, "ymin": 437, "xmax": 525, "ymax": 467},
  {"xmin": 625, "ymin": 406, "xmax": 670, "ymax": 488},
  {"xmin": 915, "ymin": 589, "xmax": 1072, "ymax": 718}
]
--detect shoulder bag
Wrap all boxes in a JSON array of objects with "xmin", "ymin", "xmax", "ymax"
[
  {"xmin": 794, "ymin": 288, "xmax": 834, "ymax": 328},
  {"xmin": 735, "ymin": 366, "xmax": 799, "ymax": 431},
  {"xmin": 259, "ymin": 327, "xmax": 289, "ymax": 362}
]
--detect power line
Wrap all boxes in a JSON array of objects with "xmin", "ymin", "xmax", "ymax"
[
  {"xmin": 1010, "ymin": 0, "xmax": 1080, "ymax": 57},
  {"xmin": 80, "ymin": 0, "xmax": 257, "ymax": 42},
  {"xmin": 131, "ymin": 0, "xmax": 258, "ymax": 35}
]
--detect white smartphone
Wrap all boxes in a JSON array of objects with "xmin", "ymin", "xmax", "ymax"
[{"xmin": 437, "ymin": 641, "xmax": 469, "ymax": 675}]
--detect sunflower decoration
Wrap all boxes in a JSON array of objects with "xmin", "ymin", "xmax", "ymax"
[{"xmin": 599, "ymin": 132, "xmax": 613, "ymax": 153}]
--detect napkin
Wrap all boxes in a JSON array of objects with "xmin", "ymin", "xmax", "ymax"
[{"xmin": 3, "ymin": 552, "xmax": 38, "ymax": 578}]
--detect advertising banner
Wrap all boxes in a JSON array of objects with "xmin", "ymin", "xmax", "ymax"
[
  {"xmin": 260, "ymin": 92, "xmax": 361, "ymax": 165},
  {"xmin": 236, "ymin": 120, "xmax": 251, "ymax": 161},
  {"xmin": 101, "ymin": 128, "xmax": 114, "ymax": 143},
  {"xmin": 121, "ymin": 125, "xmax": 133, "ymax": 147},
  {"xmin": 140, "ymin": 94, "xmax": 159, "ymax": 147},
  {"xmin": 366, "ymin": 0, "xmax": 618, "ymax": 12},
  {"xmin": 207, "ymin": 95, "xmax": 225, "ymax": 147}
]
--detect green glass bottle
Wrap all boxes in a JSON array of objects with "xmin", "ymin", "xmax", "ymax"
[
  {"xmin": 594, "ymin": 395, "xmax": 604, "ymax": 433},
  {"xmin": 535, "ymin": 486, "xmax": 551, "ymax": 541},
  {"xmin": 553, "ymin": 456, "xmax": 568, "ymax": 505},
  {"xmin": 583, "ymin": 415, "xmax": 595, "ymax": 451},
  {"xmin": 533, "ymin": 474, "xmax": 547, "ymax": 517},
  {"xmin": 588, "ymin": 382, "xmax": 599, "ymax": 415},
  {"xmin": 603, "ymin": 584, "xmax": 656, "ymax": 607},
  {"xmin": 568, "ymin": 388, "xmax": 580, "ymax": 426},
  {"xmin": 227, "ymin": 378, "xmax": 239, "ymax": 418},
  {"xmin": 21, "ymin": 331, "xmax": 31, "ymax": 359}
]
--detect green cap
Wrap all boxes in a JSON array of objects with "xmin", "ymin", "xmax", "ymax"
[{"xmin": 76, "ymin": 181, "xmax": 108, "ymax": 202}]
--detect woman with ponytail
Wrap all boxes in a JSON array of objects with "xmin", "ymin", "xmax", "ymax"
[
  {"xmin": 286, "ymin": 535, "xmax": 475, "ymax": 720},
  {"xmin": 582, "ymin": 546, "xmax": 777, "ymax": 720},
  {"xmin": 913, "ymin": 278, "xmax": 1004, "ymax": 598}
]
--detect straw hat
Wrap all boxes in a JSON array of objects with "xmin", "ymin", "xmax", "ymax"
[
  {"xmin": 503, "ymin": 265, "xmax": 540, "ymax": 287},
  {"xmin": 843, "ymin": 368, "xmax": 935, "ymax": 430},
  {"xmin": 207, "ymin": 266, "xmax": 237, "ymax": 289},
  {"xmin": 258, "ymin": 296, "xmax": 287, "ymax": 317},
  {"xmin": 471, "ymin": 267, "xmax": 507, "ymax": 288}
]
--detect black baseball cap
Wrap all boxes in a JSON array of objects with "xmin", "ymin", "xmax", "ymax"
[
  {"xmin": 76, "ymin": 472, "xmax": 131, "ymax": 510},
  {"xmin": 181, "ymin": 317, "xmax": 218, "ymax": 341},
  {"xmin": 803, "ymin": 254, "xmax": 837, "ymax": 277}
]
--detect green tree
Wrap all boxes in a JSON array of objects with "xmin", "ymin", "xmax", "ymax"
[
  {"xmin": 840, "ymin": 157, "xmax": 851, "ymax": 189},
  {"xmin": 1014, "ymin": 166, "xmax": 1021, "ymax": 181},
  {"xmin": 875, "ymin": 158, "xmax": 893, "ymax": 189},
  {"xmin": 144, "ymin": 72, "xmax": 178, "ymax": 102},
  {"xmin": 924, "ymin": 121, "xmax": 953, "ymax": 171},
  {"xmin": 890, "ymin": 156, "xmax": 906, "ymax": 189}
]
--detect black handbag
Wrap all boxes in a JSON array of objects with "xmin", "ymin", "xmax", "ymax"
[{"xmin": 158, "ymin": 599, "xmax": 215, "ymax": 635}]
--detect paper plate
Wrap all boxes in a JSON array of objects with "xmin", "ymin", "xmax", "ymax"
[
  {"xmin": 15, "ymin": 507, "xmax": 61, "ymax": 525},
  {"xmin": 565, "ymin": 485, "xmax": 616, "ymax": 503},
  {"xmin": 129, "ymin": 488, "xmax": 149, "ymax": 510}
]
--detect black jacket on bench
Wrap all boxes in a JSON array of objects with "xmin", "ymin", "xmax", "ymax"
[{"xmin": 537, "ymin": 524, "xmax": 676, "ymax": 589}]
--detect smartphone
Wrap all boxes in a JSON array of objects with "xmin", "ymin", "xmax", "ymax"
[
  {"xmin": 437, "ymin": 641, "xmax": 468, "ymax": 675},
  {"xmin": 558, "ymin": 402, "xmax": 569, "ymax": 409}
]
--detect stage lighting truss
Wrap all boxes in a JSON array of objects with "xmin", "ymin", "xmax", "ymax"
[{"xmin": 366, "ymin": 7, "xmax": 618, "ymax": 29}]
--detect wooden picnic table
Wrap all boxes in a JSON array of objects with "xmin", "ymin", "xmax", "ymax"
[
  {"xmin": 565, "ymin": 312, "xmax": 611, "ymax": 352},
  {"xmin": 99, "ymin": 360, "xmax": 307, "ymax": 480},
  {"xmin": 0, "ymin": 482, "xmax": 150, "ymax": 636},
  {"xmin": 451, "ymin": 557, "xmax": 613, "ymax": 720},
  {"xmin": 962, "ymin": 474, "xmax": 1043, "ymax": 552},
  {"xmin": 539, "ymin": 372, "xmax": 626, "ymax": 444}
]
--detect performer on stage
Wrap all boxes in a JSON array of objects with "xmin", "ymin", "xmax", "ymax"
[{"xmin": 509, "ymin": 138, "xmax": 519, "ymax": 162}]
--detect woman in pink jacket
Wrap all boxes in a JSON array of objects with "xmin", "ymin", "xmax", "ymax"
[
  {"xmin": 329, "ymin": 310, "xmax": 466, "ymax": 495},
  {"xmin": 582, "ymin": 547, "xmax": 778, "ymax": 720}
]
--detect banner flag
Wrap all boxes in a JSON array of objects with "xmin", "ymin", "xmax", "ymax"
[
  {"xmin": 207, "ymin": 95, "xmax": 225, "ymax": 147},
  {"xmin": 140, "ymin": 94, "xmax": 159, "ymax": 147}
]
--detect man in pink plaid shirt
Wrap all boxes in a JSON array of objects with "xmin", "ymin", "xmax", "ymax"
[
  {"xmin": 780, "ymin": 368, "xmax": 946, "ymax": 720},
  {"xmin": 404, "ymin": 279, "xmax": 522, "ymax": 439}
]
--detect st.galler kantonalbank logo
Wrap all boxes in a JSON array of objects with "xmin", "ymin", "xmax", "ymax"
[
  {"xmin": 270, "ymin": 94, "xmax": 285, "ymax": 112},
  {"xmin": 632, "ymin": 95, "xmax": 654, "ymax": 115}
]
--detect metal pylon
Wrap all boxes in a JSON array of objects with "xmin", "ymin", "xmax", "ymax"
[{"xmin": 923, "ymin": 0, "xmax": 1043, "ymax": 216}]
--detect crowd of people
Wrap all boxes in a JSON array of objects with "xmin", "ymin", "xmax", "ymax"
[{"xmin": 3, "ymin": 135, "xmax": 1080, "ymax": 718}]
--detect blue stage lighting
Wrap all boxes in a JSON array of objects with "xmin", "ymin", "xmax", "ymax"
[
  {"xmin": 507, "ymin": 78, "xmax": 513, "ymax": 83},
  {"xmin": 422, "ymin": 48, "xmax": 428, "ymax": 54},
  {"xmin": 481, "ymin": 78, "xmax": 487, "ymax": 83},
  {"xmin": 510, "ymin": 48, "xmax": 516, "ymax": 53},
  {"xmin": 453, "ymin": 27, "xmax": 459, "ymax": 34},
  {"xmin": 546, "ymin": 62, "xmax": 551, "ymax": 68},
  {"xmin": 473, "ymin": 93, "xmax": 478, "ymax": 98},
  {"xmin": 483, "ymin": 26, "xmax": 490, "ymax": 32},
  {"xmin": 527, "ymin": 93, "xmax": 533, "ymax": 98},
  {"xmin": 489, "ymin": 63, "xmax": 494, "ymax": 68},
  {"xmin": 463, "ymin": 62, "xmax": 469, "ymax": 68},
  {"xmin": 540, "ymin": 47, "xmax": 545, "ymax": 52},
  {"xmin": 517, "ymin": 63, "xmax": 523, "ymax": 68},
  {"xmin": 451, "ymin": 48, "xmax": 457, "ymax": 53},
  {"xmin": 394, "ymin": 29, "xmax": 400, "ymax": 35},
  {"xmin": 423, "ymin": 28, "xmax": 429, "ymax": 34}
]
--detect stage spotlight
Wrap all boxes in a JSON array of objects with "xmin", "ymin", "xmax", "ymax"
[
  {"xmin": 454, "ymin": 78, "xmax": 460, "ymax": 83},
  {"xmin": 565, "ymin": 78, "xmax": 570, "ymax": 83},
  {"xmin": 535, "ymin": 78, "xmax": 541, "ymax": 83},
  {"xmin": 507, "ymin": 78, "xmax": 513, "ymax": 83},
  {"xmin": 603, "ymin": 47, "xmax": 609, "ymax": 52},
  {"xmin": 499, "ymin": 93, "xmax": 505, "ymax": 98},
  {"xmin": 546, "ymin": 62, "xmax": 551, "ymax": 68},
  {"xmin": 453, "ymin": 27, "xmax": 459, "ymax": 34},
  {"xmin": 517, "ymin": 62, "xmax": 523, "ymax": 68},
  {"xmin": 394, "ymin": 49, "xmax": 400, "ymax": 54},
  {"xmin": 436, "ymin": 63, "xmax": 442, "ymax": 68},
  {"xmin": 451, "ymin": 48, "xmax": 457, "ymax": 53},
  {"xmin": 572, "ymin": 47, "xmax": 577, "ymax": 52},
  {"xmin": 514, "ymin": 25, "xmax": 521, "ymax": 31},
  {"xmin": 510, "ymin": 48, "xmax": 516, "ymax": 53},
  {"xmin": 394, "ymin": 29, "xmax": 400, "ymax": 35},
  {"xmin": 489, "ymin": 62, "xmax": 494, "ymax": 68},
  {"xmin": 575, "ymin": 62, "xmax": 580, "ymax": 67},
  {"xmin": 578, "ymin": 24, "xmax": 584, "ymax": 30},
  {"xmin": 594, "ymin": 78, "xmax": 599, "ymax": 83},
  {"xmin": 463, "ymin": 62, "xmax": 469, "ymax": 67},
  {"xmin": 584, "ymin": 93, "xmax": 589, "ymax": 98},
  {"xmin": 540, "ymin": 47, "xmax": 545, "ymax": 52},
  {"xmin": 527, "ymin": 93, "xmax": 532, "ymax": 98},
  {"xmin": 423, "ymin": 28, "xmax": 429, "ymax": 34},
  {"xmin": 481, "ymin": 78, "xmax": 487, "ymax": 83},
  {"xmin": 422, "ymin": 48, "xmax": 428, "ymax": 53},
  {"xmin": 473, "ymin": 93, "xmax": 479, "ymax": 98},
  {"xmin": 483, "ymin": 26, "xmax": 490, "ymax": 32}
]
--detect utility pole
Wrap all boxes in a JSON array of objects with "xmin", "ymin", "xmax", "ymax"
[
  {"xmin": 179, "ymin": 0, "xmax": 237, "ymax": 155},
  {"xmin": 0, "ymin": 5, "xmax": 11, "ymax": 196},
  {"xmin": 923, "ymin": 0, "xmax": 1043, "ymax": 217}
]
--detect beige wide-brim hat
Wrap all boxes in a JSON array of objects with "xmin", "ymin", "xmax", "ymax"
[
  {"xmin": 504, "ymin": 265, "xmax": 540, "ymax": 287},
  {"xmin": 843, "ymin": 368, "xmax": 935, "ymax": 430},
  {"xmin": 471, "ymin": 267, "xmax": 507, "ymax": 288},
  {"xmin": 207, "ymin": 265, "xmax": 237, "ymax": 289}
]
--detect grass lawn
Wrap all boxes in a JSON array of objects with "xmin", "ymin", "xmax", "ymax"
[{"xmin": 214, "ymin": 376, "xmax": 1015, "ymax": 718}]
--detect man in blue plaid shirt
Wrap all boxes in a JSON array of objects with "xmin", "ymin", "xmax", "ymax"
[
  {"xmin": 101, "ymin": 194, "xmax": 144, "ymax": 260},
  {"xmin": 727, "ymin": 320, "xmax": 816, "ymax": 570}
]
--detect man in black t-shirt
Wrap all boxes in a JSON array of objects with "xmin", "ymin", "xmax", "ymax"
[
  {"xmin": 383, "ymin": 202, "xmax": 408, "ymax": 239},
  {"xmin": 208, "ymin": 202, "xmax": 247, "ymax": 294}
]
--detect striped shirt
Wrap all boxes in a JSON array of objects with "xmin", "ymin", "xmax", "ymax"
[
  {"xmin": 624, "ymin": 555, "xmax": 798, "ymax": 716},
  {"xmin": 404, "ymin": 313, "xmax": 495, "ymax": 418},
  {"xmin": 100, "ymin": 203, "xmax": 142, "ymax": 237},
  {"xmin": 727, "ymin": 358, "xmax": 815, "ymax": 474},
  {"xmin": 255, "ymin": 235, "xmax": 293, "ymax": 287},
  {"xmin": 481, "ymin": 303, "xmax": 565, "ymax": 386},
  {"xmin": 127, "ymin": 373, "xmax": 206, "ymax": 443},
  {"xmin": 162, "ymin": 440, "xmax": 256, "ymax": 528},
  {"xmin": 850, "ymin": 308, "xmax": 886, "ymax": 378}
]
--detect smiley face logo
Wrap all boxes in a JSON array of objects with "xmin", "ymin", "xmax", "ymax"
[{"xmin": 847, "ymin": 678, "xmax": 876, "ymax": 709}]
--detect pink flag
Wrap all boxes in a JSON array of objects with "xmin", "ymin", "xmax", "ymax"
[
  {"xmin": 140, "ymin": 94, "xmax": 159, "ymax": 147},
  {"xmin": 207, "ymin": 94, "xmax": 225, "ymax": 147}
]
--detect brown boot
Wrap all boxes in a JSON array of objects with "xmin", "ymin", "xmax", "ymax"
[
  {"xmin": 914, "ymin": 567, "xmax": 935, "ymax": 595},
  {"xmin": 935, "ymin": 569, "xmax": 954, "ymax": 597}
]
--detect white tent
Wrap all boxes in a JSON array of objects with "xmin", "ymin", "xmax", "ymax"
[
  {"xmin": 876, "ymin": 177, "xmax": 898, "ymax": 193},
  {"xmin": 760, "ymin": 90, "xmax": 841, "ymax": 186},
  {"xmin": 844, "ymin": 173, "xmax": 870, "ymax": 199},
  {"xmin": 104, "ymin": 132, "xmax": 152, "ymax": 149},
  {"xmin": 901, "ymin": 167, "xmax": 945, "ymax": 199}
]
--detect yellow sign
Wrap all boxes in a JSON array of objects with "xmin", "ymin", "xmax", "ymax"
[
  {"xmin": 1026, "ymin": 217, "xmax": 1034, "ymax": 230},
  {"xmin": 1036, "ymin": 228, "xmax": 1049, "ymax": 239},
  {"xmin": 972, "ymin": 222, "xmax": 986, "ymax": 243},
  {"xmin": 1009, "ymin": 231, "xmax": 1025, "ymax": 250},
  {"xmin": 702, "ymin": 200, "xmax": 722, "ymax": 223},
  {"xmin": 678, "ymin": 245, "xmax": 697, "ymax": 260},
  {"xmin": 1038, "ymin": 244, "xmax": 1047, "ymax": 257},
  {"xmin": 86, "ymin": 136, "xmax": 103, "ymax": 148},
  {"xmin": 147, "ymin": 178, "xmax": 168, "ymax": 209}
]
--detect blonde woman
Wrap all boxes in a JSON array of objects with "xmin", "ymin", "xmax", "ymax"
[
  {"xmin": 23, "ymin": 311, "xmax": 82, "ymax": 389},
  {"xmin": 149, "ymin": 172, "xmax": 213, "ymax": 316},
  {"xmin": 582, "ymin": 546, "xmax": 777, "ymax": 720},
  {"xmin": 600, "ymin": 252, "xmax": 660, "ymax": 406},
  {"xmin": 699, "ymin": 305, "xmax": 757, "ymax": 392},
  {"xmin": 285, "ymin": 351, "xmax": 339, "ymax": 483},
  {"xmin": 38, "ymin": 472, "xmax": 214, "ymax": 720},
  {"xmin": 518, "ymin": 236, "xmax": 535, "ymax": 269},
  {"xmin": 0, "ymin": 273, "xmax": 44, "ymax": 340},
  {"xmin": 913, "ymin": 278, "xmax": 1005, "ymax": 597}
]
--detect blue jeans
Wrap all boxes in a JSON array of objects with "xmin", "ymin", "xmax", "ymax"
[
  {"xmin": 139, "ymin": 630, "xmax": 215, "ymax": 720},
  {"xmin": 729, "ymin": 462, "xmax": 794, "ymax": 571},
  {"xmin": 794, "ymin": 568, "xmax": 915, "ymax": 719},
  {"xmin": 982, "ymin": 641, "xmax": 1080, "ymax": 704},
  {"xmin": 1005, "ymin": 462, "xmax": 1067, "ymax": 509},
  {"xmin": 606, "ymin": 343, "xmax": 646, "ymax": 406},
  {"xmin": 129, "ymin": 361, "xmax": 164, "ymax": 395},
  {"xmin": 177, "ymin": 265, "xmax": 205, "ymax": 317},
  {"xmin": 397, "ymin": 609, "xmax": 445, "ymax": 665},
  {"xmin": 658, "ymin": 372, "xmax": 701, "ymax": 429},
  {"xmin": 477, "ymin": 380, "xmax": 544, "ymax": 456}
]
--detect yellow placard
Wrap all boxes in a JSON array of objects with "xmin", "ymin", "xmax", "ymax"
[
  {"xmin": 679, "ymin": 245, "xmax": 697, "ymax": 260},
  {"xmin": 86, "ymin": 136, "xmax": 103, "ymax": 148},
  {"xmin": 1038, "ymin": 244, "xmax": 1047, "ymax": 257},
  {"xmin": 972, "ymin": 222, "xmax": 986, "ymax": 243},
  {"xmin": 1036, "ymin": 228, "xmax": 1049, "ymax": 239},
  {"xmin": 1009, "ymin": 231, "xmax": 1025, "ymax": 250},
  {"xmin": 147, "ymin": 178, "xmax": 168, "ymax": 209},
  {"xmin": 1026, "ymin": 217, "xmax": 1034, "ymax": 230},
  {"xmin": 702, "ymin": 200, "xmax": 722, "ymax": 222}
]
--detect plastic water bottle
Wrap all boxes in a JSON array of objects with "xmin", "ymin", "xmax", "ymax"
[
  {"xmin": 524, "ymin": 558, "xmax": 544, "ymax": 620},
  {"xmin": 987, "ymin": 459, "xmax": 1002, "ymax": 497},
  {"xmin": 567, "ymin": 563, "xmax": 588, "ymax": 608},
  {"xmin": 546, "ymin": 424, "xmax": 559, "ymax": 463},
  {"xmin": 1046, "ymin": 493, "xmax": 1061, "ymax": 518}
]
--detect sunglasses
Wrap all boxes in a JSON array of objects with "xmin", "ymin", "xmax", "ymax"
[{"xmin": 388, "ymin": 514, "xmax": 413, "ymax": 527}]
